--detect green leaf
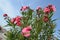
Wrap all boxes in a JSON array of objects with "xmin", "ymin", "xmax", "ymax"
[
  {"xmin": 51, "ymin": 19, "xmax": 57, "ymax": 22},
  {"xmin": 49, "ymin": 12, "xmax": 53, "ymax": 18}
]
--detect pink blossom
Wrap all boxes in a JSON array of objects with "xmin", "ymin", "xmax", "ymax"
[
  {"xmin": 16, "ymin": 21, "xmax": 21, "ymax": 26},
  {"xmin": 36, "ymin": 6, "xmax": 42, "ymax": 15},
  {"xmin": 22, "ymin": 26, "xmax": 32, "ymax": 33},
  {"xmin": 10, "ymin": 16, "xmax": 22, "ymax": 26},
  {"xmin": 50, "ymin": 5, "xmax": 56, "ymax": 12},
  {"xmin": 20, "ymin": 6, "xmax": 29, "ymax": 11},
  {"xmin": 11, "ymin": 18, "xmax": 15, "ymax": 23},
  {"xmin": 14, "ymin": 16, "xmax": 21, "ymax": 23},
  {"xmin": 15, "ymin": 16, "xmax": 21, "ymax": 20},
  {"xmin": 43, "ymin": 16, "xmax": 49, "ymax": 22},
  {"xmin": 48, "ymin": 5, "xmax": 56, "ymax": 12},
  {"xmin": 36, "ymin": 6, "xmax": 41, "ymax": 11},
  {"xmin": 23, "ymin": 31, "xmax": 30, "ymax": 37},
  {"xmin": 3, "ymin": 14, "xmax": 8, "ymax": 17},
  {"xmin": 21, "ymin": 26, "xmax": 32, "ymax": 37},
  {"xmin": 44, "ymin": 7, "xmax": 50, "ymax": 14},
  {"xmin": 26, "ymin": 26, "xmax": 32, "ymax": 31}
]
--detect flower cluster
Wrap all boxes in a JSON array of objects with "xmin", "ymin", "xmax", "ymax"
[
  {"xmin": 3, "ymin": 4, "xmax": 56, "ymax": 40},
  {"xmin": 20, "ymin": 6, "xmax": 29, "ymax": 11},
  {"xmin": 11, "ymin": 16, "xmax": 22, "ymax": 26},
  {"xmin": 44, "ymin": 5, "xmax": 56, "ymax": 14}
]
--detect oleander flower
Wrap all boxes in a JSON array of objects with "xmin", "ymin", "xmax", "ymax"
[
  {"xmin": 47, "ymin": 5, "xmax": 56, "ymax": 12},
  {"xmin": 3, "ymin": 14, "xmax": 8, "ymax": 17},
  {"xmin": 20, "ymin": 6, "xmax": 29, "ymax": 11},
  {"xmin": 10, "ymin": 16, "xmax": 22, "ymax": 26},
  {"xmin": 43, "ymin": 16, "xmax": 49, "ymax": 22},
  {"xmin": 11, "ymin": 18, "xmax": 15, "ymax": 23},
  {"xmin": 3, "ymin": 14, "xmax": 9, "ymax": 20},
  {"xmin": 44, "ymin": 7, "xmax": 50, "ymax": 14},
  {"xmin": 21, "ymin": 26, "xmax": 32, "ymax": 37},
  {"xmin": 14, "ymin": 16, "xmax": 22, "ymax": 23},
  {"xmin": 36, "ymin": 6, "xmax": 42, "ymax": 15},
  {"xmin": 16, "ymin": 21, "xmax": 21, "ymax": 26},
  {"xmin": 36, "ymin": 6, "xmax": 41, "ymax": 11}
]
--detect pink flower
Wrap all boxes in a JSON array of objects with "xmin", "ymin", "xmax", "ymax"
[
  {"xmin": 20, "ymin": 6, "xmax": 29, "ymax": 11},
  {"xmin": 36, "ymin": 6, "xmax": 41, "ymax": 11},
  {"xmin": 21, "ymin": 26, "xmax": 32, "ymax": 37},
  {"xmin": 3, "ymin": 14, "xmax": 9, "ymax": 20},
  {"xmin": 47, "ymin": 5, "xmax": 56, "ymax": 12},
  {"xmin": 3, "ymin": 14, "xmax": 8, "ymax": 17},
  {"xmin": 36, "ymin": 6, "xmax": 42, "ymax": 15},
  {"xmin": 44, "ymin": 7, "xmax": 50, "ymax": 14},
  {"xmin": 14, "ymin": 16, "xmax": 22, "ymax": 23},
  {"xmin": 16, "ymin": 21, "xmax": 21, "ymax": 26},
  {"xmin": 22, "ymin": 26, "xmax": 32, "ymax": 33},
  {"xmin": 10, "ymin": 16, "xmax": 22, "ymax": 26},
  {"xmin": 43, "ymin": 16, "xmax": 49, "ymax": 22},
  {"xmin": 11, "ymin": 18, "xmax": 15, "ymax": 23},
  {"xmin": 22, "ymin": 31, "xmax": 30, "ymax": 38},
  {"xmin": 51, "ymin": 5, "xmax": 56, "ymax": 12},
  {"xmin": 15, "ymin": 16, "xmax": 22, "ymax": 20}
]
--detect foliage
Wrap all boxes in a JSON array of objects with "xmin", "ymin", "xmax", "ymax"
[{"xmin": 3, "ymin": 5, "xmax": 56, "ymax": 40}]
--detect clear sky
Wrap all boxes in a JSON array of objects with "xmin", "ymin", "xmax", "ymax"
[{"xmin": 0, "ymin": 0, "xmax": 60, "ymax": 38}]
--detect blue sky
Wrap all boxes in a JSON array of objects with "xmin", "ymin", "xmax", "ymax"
[{"xmin": 0, "ymin": 0, "xmax": 60, "ymax": 38}]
